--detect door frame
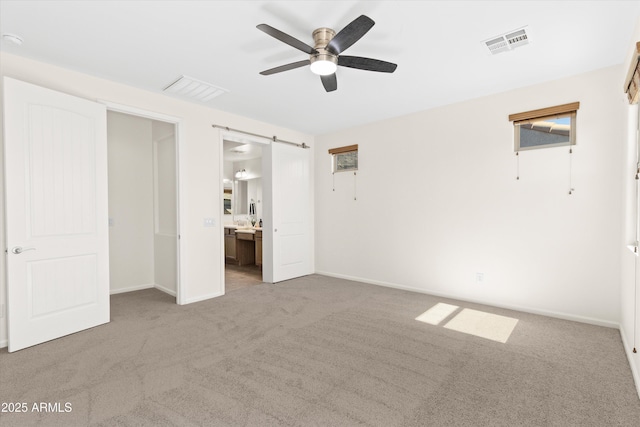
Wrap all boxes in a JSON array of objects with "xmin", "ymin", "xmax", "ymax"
[
  {"xmin": 101, "ymin": 101, "xmax": 187, "ymax": 305},
  {"xmin": 219, "ymin": 130, "xmax": 271, "ymax": 292}
]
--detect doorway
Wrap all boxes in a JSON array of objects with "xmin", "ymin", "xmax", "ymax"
[
  {"xmin": 219, "ymin": 129, "xmax": 313, "ymax": 293},
  {"xmin": 222, "ymin": 138, "xmax": 264, "ymax": 292},
  {"xmin": 106, "ymin": 109, "xmax": 181, "ymax": 302}
]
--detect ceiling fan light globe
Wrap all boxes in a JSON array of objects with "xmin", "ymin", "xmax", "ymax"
[{"xmin": 310, "ymin": 60, "xmax": 337, "ymax": 76}]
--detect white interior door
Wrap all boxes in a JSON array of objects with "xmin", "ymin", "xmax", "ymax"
[
  {"xmin": 4, "ymin": 77, "xmax": 110, "ymax": 352},
  {"xmin": 265, "ymin": 142, "xmax": 312, "ymax": 283}
]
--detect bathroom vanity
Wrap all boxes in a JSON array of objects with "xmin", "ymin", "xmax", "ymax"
[{"xmin": 224, "ymin": 225, "xmax": 262, "ymax": 267}]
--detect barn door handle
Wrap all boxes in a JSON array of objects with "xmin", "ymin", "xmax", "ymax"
[{"xmin": 11, "ymin": 246, "xmax": 36, "ymax": 254}]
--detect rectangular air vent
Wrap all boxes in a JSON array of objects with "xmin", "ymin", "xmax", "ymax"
[
  {"xmin": 163, "ymin": 75, "xmax": 228, "ymax": 102},
  {"xmin": 483, "ymin": 26, "xmax": 530, "ymax": 55}
]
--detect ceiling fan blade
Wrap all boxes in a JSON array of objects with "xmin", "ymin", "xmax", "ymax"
[
  {"xmin": 257, "ymin": 24, "xmax": 318, "ymax": 55},
  {"xmin": 320, "ymin": 74, "xmax": 337, "ymax": 92},
  {"xmin": 326, "ymin": 15, "xmax": 375, "ymax": 55},
  {"xmin": 260, "ymin": 60, "xmax": 310, "ymax": 75},
  {"xmin": 338, "ymin": 56, "xmax": 397, "ymax": 73}
]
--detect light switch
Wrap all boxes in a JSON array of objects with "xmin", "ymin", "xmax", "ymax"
[
  {"xmin": 109, "ymin": 218, "xmax": 114, "ymax": 227},
  {"xmin": 204, "ymin": 218, "xmax": 216, "ymax": 227}
]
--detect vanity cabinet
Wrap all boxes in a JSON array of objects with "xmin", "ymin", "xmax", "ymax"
[
  {"xmin": 255, "ymin": 230, "xmax": 262, "ymax": 266},
  {"xmin": 224, "ymin": 227, "xmax": 237, "ymax": 264},
  {"xmin": 225, "ymin": 227, "xmax": 262, "ymax": 267},
  {"xmin": 236, "ymin": 231, "xmax": 256, "ymax": 266}
]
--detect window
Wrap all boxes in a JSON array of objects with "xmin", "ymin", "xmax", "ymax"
[
  {"xmin": 328, "ymin": 144, "xmax": 358, "ymax": 172},
  {"xmin": 509, "ymin": 102, "xmax": 579, "ymax": 151}
]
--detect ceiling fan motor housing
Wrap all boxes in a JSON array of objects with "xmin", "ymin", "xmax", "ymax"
[{"xmin": 310, "ymin": 27, "xmax": 337, "ymax": 66}]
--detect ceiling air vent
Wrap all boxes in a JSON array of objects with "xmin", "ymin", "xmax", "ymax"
[
  {"xmin": 483, "ymin": 26, "xmax": 530, "ymax": 55},
  {"xmin": 163, "ymin": 75, "xmax": 228, "ymax": 102}
]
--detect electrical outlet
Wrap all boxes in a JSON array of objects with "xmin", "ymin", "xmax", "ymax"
[
  {"xmin": 108, "ymin": 217, "xmax": 114, "ymax": 227},
  {"xmin": 203, "ymin": 218, "xmax": 216, "ymax": 227},
  {"xmin": 475, "ymin": 273, "xmax": 485, "ymax": 284}
]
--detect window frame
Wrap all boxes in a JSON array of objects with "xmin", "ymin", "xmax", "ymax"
[
  {"xmin": 328, "ymin": 144, "xmax": 358, "ymax": 173},
  {"xmin": 509, "ymin": 102, "xmax": 579, "ymax": 152}
]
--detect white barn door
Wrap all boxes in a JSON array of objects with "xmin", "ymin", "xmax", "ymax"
[
  {"xmin": 265, "ymin": 142, "xmax": 312, "ymax": 283},
  {"xmin": 4, "ymin": 77, "xmax": 110, "ymax": 352}
]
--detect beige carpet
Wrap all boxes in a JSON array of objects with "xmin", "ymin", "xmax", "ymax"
[{"xmin": 1, "ymin": 274, "xmax": 639, "ymax": 426}]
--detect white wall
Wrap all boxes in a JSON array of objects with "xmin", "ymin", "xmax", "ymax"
[
  {"xmin": 223, "ymin": 160, "xmax": 234, "ymax": 184},
  {"xmin": 247, "ymin": 178, "xmax": 263, "ymax": 221},
  {"xmin": 315, "ymin": 65, "xmax": 624, "ymax": 326},
  {"xmin": 107, "ymin": 111, "xmax": 155, "ymax": 293},
  {"xmin": 0, "ymin": 52, "xmax": 313, "ymax": 346},
  {"xmin": 620, "ymin": 17, "xmax": 640, "ymax": 397}
]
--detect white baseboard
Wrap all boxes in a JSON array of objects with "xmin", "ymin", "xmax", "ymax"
[
  {"xmin": 110, "ymin": 283, "xmax": 177, "ymax": 298},
  {"xmin": 315, "ymin": 271, "xmax": 619, "ymax": 329},
  {"xmin": 154, "ymin": 283, "xmax": 176, "ymax": 297},
  {"xmin": 109, "ymin": 283, "xmax": 154, "ymax": 295},
  {"xmin": 0, "ymin": 339, "xmax": 7, "ymax": 349},
  {"xmin": 619, "ymin": 326, "xmax": 640, "ymax": 400},
  {"xmin": 183, "ymin": 291, "xmax": 224, "ymax": 304}
]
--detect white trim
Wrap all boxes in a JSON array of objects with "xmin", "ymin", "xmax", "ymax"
[
  {"xmin": 154, "ymin": 284, "xmax": 177, "ymax": 297},
  {"xmin": 219, "ymin": 130, "xmax": 226, "ymax": 297},
  {"xmin": 110, "ymin": 284, "xmax": 154, "ymax": 295},
  {"xmin": 221, "ymin": 129, "xmax": 272, "ymax": 146},
  {"xmin": 99, "ymin": 100, "xmax": 181, "ymax": 123},
  {"xmin": 175, "ymin": 120, "xmax": 187, "ymax": 305},
  {"xmin": 184, "ymin": 291, "xmax": 224, "ymax": 304},
  {"xmin": 109, "ymin": 283, "xmax": 177, "ymax": 298},
  {"xmin": 620, "ymin": 326, "xmax": 640, "ymax": 400},
  {"xmin": 316, "ymin": 271, "xmax": 620, "ymax": 329},
  {"xmin": 100, "ymin": 100, "xmax": 187, "ymax": 306}
]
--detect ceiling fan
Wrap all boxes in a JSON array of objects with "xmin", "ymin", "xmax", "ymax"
[{"xmin": 257, "ymin": 15, "xmax": 397, "ymax": 92}]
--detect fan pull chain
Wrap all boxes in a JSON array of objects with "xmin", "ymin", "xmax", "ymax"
[
  {"xmin": 568, "ymin": 147, "xmax": 574, "ymax": 195},
  {"xmin": 515, "ymin": 151, "xmax": 520, "ymax": 180},
  {"xmin": 353, "ymin": 171, "xmax": 357, "ymax": 201}
]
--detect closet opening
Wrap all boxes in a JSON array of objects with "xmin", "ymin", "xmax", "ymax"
[{"xmin": 106, "ymin": 110, "xmax": 181, "ymax": 302}]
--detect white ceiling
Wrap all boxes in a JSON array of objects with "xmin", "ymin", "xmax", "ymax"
[
  {"xmin": 223, "ymin": 140, "xmax": 263, "ymax": 163},
  {"xmin": 1, "ymin": 1, "xmax": 639, "ymax": 135}
]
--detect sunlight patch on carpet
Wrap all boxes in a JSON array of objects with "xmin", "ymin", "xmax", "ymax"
[
  {"xmin": 415, "ymin": 303, "xmax": 459, "ymax": 325},
  {"xmin": 443, "ymin": 308, "xmax": 518, "ymax": 343}
]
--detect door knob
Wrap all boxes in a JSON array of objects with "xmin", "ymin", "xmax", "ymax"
[{"xmin": 11, "ymin": 246, "xmax": 36, "ymax": 254}]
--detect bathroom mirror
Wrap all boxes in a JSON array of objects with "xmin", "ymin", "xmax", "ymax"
[{"xmin": 223, "ymin": 180, "xmax": 248, "ymax": 215}]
